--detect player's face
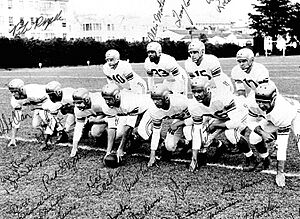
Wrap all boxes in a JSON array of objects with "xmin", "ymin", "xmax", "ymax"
[
  {"xmin": 192, "ymin": 88, "xmax": 210, "ymax": 104},
  {"xmin": 104, "ymin": 96, "xmax": 119, "ymax": 108},
  {"xmin": 74, "ymin": 99, "xmax": 89, "ymax": 111},
  {"xmin": 47, "ymin": 91, "xmax": 62, "ymax": 103},
  {"xmin": 256, "ymin": 100, "xmax": 272, "ymax": 112},
  {"xmin": 189, "ymin": 50, "xmax": 203, "ymax": 63},
  {"xmin": 147, "ymin": 50, "xmax": 158, "ymax": 62},
  {"xmin": 10, "ymin": 89, "xmax": 26, "ymax": 100},
  {"xmin": 106, "ymin": 57, "xmax": 118, "ymax": 68},
  {"xmin": 237, "ymin": 58, "xmax": 253, "ymax": 72}
]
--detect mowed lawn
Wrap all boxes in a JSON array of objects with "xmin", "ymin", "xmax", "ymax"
[{"xmin": 0, "ymin": 55, "xmax": 300, "ymax": 219}]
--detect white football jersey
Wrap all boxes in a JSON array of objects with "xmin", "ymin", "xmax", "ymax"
[
  {"xmin": 61, "ymin": 87, "xmax": 75, "ymax": 106},
  {"xmin": 144, "ymin": 53, "xmax": 185, "ymax": 79},
  {"xmin": 185, "ymin": 54, "xmax": 233, "ymax": 92},
  {"xmin": 188, "ymin": 87, "xmax": 248, "ymax": 129},
  {"xmin": 11, "ymin": 84, "xmax": 48, "ymax": 109},
  {"xmin": 149, "ymin": 94, "xmax": 190, "ymax": 125},
  {"xmin": 231, "ymin": 62, "xmax": 269, "ymax": 95},
  {"xmin": 103, "ymin": 60, "xmax": 147, "ymax": 94},
  {"xmin": 74, "ymin": 92, "xmax": 106, "ymax": 120},
  {"xmin": 247, "ymin": 94, "xmax": 299, "ymax": 131},
  {"xmin": 102, "ymin": 90, "xmax": 153, "ymax": 117}
]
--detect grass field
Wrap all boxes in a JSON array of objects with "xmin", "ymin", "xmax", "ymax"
[{"xmin": 1, "ymin": 55, "xmax": 300, "ymax": 219}]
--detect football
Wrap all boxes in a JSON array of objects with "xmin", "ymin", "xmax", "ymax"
[{"xmin": 104, "ymin": 153, "xmax": 119, "ymax": 168}]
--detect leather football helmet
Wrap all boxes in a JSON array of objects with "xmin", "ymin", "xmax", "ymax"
[
  {"xmin": 105, "ymin": 49, "xmax": 120, "ymax": 67},
  {"xmin": 8, "ymin": 79, "xmax": 26, "ymax": 99},
  {"xmin": 190, "ymin": 78, "xmax": 211, "ymax": 103},
  {"xmin": 147, "ymin": 42, "xmax": 162, "ymax": 56},
  {"xmin": 72, "ymin": 88, "xmax": 91, "ymax": 110},
  {"xmin": 150, "ymin": 84, "xmax": 170, "ymax": 109},
  {"xmin": 255, "ymin": 81, "xmax": 277, "ymax": 109},
  {"xmin": 188, "ymin": 40, "xmax": 205, "ymax": 53},
  {"xmin": 45, "ymin": 81, "xmax": 62, "ymax": 102},
  {"xmin": 101, "ymin": 83, "xmax": 121, "ymax": 108},
  {"xmin": 236, "ymin": 48, "xmax": 254, "ymax": 60}
]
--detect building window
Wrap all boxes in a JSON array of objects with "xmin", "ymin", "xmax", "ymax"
[
  {"xmin": 8, "ymin": 0, "xmax": 12, "ymax": 9},
  {"xmin": 107, "ymin": 24, "xmax": 110, "ymax": 31},
  {"xmin": 82, "ymin": 24, "xmax": 85, "ymax": 31},
  {"xmin": 63, "ymin": 33, "xmax": 67, "ymax": 38},
  {"xmin": 31, "ymin": 17, "xmax": 35, "ymax": 25},
  {"xmin": 62, "ymin": 22, "xmax": 66, "ymax": 27},
  {"xmin": 9, "ymin": 17, "xmax": 13, "ymax": 26},
  {"xmin": 85, "ymin": 23, "xmax": 91, "ymax": 31}
]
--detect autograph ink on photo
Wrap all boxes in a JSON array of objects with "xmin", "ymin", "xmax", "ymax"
[{"xmin": 9, "ymin": 10, "xmax": 63, "ymax": 37}]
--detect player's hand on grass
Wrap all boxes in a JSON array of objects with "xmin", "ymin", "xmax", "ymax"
[
  {"xmin": 276, "ymin": 172, "xmax": 285, "ymax": 187},
  {"xmin": 189, "ymin": 158, "xmax": 198, "ymax": 172},
  {"xmin": 70, "ymin": 146, "xmax": 78, "ymax": 157},
  {"xmin": 7, "ymin": 139, "xmax": 17, "ymax": 147},
  {"xmin": 117, "ymin": 149, "xmax": 124, "ymax": 163},
  {"xmin": 147, "ymin": 155, "xmax": 156, "ymax": 167}
]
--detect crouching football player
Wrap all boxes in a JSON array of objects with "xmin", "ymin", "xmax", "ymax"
[
  {"xmin": 71, "ymin": 88, "xmax": 108, "ymax": 157},
  {"xmin": 147, "ymin": 84, "xmax": 192, "ymax": 167},
  {"xmin": 248, "ymin": 81, "xmax": 300, "ymax": 187},
  {"xmin": 187, "ymin": 78, "xmax": 256, "ymax": 172},
  {"xmin": 101, "ymin": 83, "xmax": 153, "ymax": 164},
  {"xmin": 7, "ymin": 79, "xmax": 64, "ymax": 150}
]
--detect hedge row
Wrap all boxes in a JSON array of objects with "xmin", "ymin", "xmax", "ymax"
[{"xmin": 0, "ymin": 37, "xmax": 247, "ymax": 69}]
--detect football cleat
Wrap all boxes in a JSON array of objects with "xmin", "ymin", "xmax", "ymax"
[{"xmin": 243, "ymin": 154, "xmax": 259, "ymax": 172}]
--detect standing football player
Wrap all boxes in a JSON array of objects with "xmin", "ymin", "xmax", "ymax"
[
  {"xmin": 144, "ymin": 41, "xmax": 188, "ymax": 95},
  {"xmin": 147, "ymin": 84, "xmax": 192, "ymax": 167},
  {"xmin": 101, "ymin": 83, "xmax": 153, "ymax": 163},
  {"xmin": 248, "ymin": 81, "xmax": 300, "ymax": 187},
  {"xmin": 70, "ymin": 88, "xmax": 108, "ymax": 157},
  {"xmin": 185, "ymin": 39, "xmax": 234, "ymax": 94},
  {"xmin": 188, "ymin": 77, "xmax": 256, "ymax": 172},
  {"xmin": 103, "ymin": 49, "xmax": 147, "ymax": 94},
  {"xmin": 7, "ymin": 79, "xmax": 63, "ymax": 150},
  {"xmin": 45, "ymin": 81, "xmax": 75, "ymax": 143},
  {"xmin": 231, "ymin": 48, "xmax": 269, "ymax": 99}
]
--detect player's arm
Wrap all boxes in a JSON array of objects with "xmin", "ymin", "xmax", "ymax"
[
  {"xmin": 233, "ymin": 79, "xmax": 246, "ymax": 97},
  {"xmin": 125, "ymin": 69, "xmax": 147, "ymax": 94},
  {"xmin": 192, "ymin": 116, "xmax": 204, "ymax": 151},
  {"xmin": 148, "ymin": 118, "xmax": 162, "ymax": 167},
  {"xmin": 8, "ymin": 97, "xmax": 23, "ymax": 147},
  {"xmin": 70, "ymin": 116, "xmax": 86, "ymax": 157},
  {"xmin": 146, "ymin": 69, "xmax": 155, "ymax": 93}
]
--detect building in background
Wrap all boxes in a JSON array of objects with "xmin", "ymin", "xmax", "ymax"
[{"xmin": 0, "ymin": 0, "xmax": 69, "ymax": 39}]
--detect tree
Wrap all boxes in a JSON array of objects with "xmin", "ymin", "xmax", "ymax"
[
  {"xmin": 288, "ymin": 3, "xmax": 300, "ymax": 43},
  {"xmin": 248, "ymin": 0, "xmax": 293, "ymax": 39}
]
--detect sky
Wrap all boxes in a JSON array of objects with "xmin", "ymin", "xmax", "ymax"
[{"xmin": 69, "ymin": 0, "xmax": 260, "ymax": 23}]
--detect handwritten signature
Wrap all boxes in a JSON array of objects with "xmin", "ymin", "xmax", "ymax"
[
  {"xmin": 206, "ymin": 0, "xmax": 232, "ymax": 13},
  {"xmin": 9, "ymin": 10, "xmax": 63, "ymax": 37},
  {"xmin": 0, "ymin": 111, "xmax": 32, "ymax": 135},
  {"xmin": 147, "ymin": 0, "xmax": 166, "ymax": 41},
  {"xmin": 172, "ymin": 0, "xmax": 193, "ymax": 28}
]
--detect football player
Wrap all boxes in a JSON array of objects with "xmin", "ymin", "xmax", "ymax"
[
  {"xmin": 101, "ymin": 83, "xmax": 153, "ymax": 163},
  {"xmin": 185, "ymin": 39, "xmax": 234, "ymax": 94},
  {"xmin": 7, "ymin": 79, "xmax": 63, "ymax": 150},
  {"xmin": 144, "ymin": 41, "xmax": 188, "ymax": 95},
  {"xmin": 248, "ymin": 81, "xmax": 300, "ymax": 187},
  {"xmin": 71, "ymin": 88, "xmax": 108, "ymax": 157},
  {"xmin": 188, "ymin": 77, "xmax": 256, "ymax": 171},
  {"xmin": 103, "ymin": 49, "xmax": 147, "ymax": 94},
  {"xmin": 231, "ymin": 48, "xmax": 269, "ymax": 99},
  {"xmin": 45, "ymin": 81, "xmax": 76, "ymax": 143},
  {"xmin": 147, "ymin": 84, "xmax": 192, "ymax": 167}
]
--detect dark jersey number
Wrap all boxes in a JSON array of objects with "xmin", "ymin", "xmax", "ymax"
[{"xmin": 151, "ymin": 69, "xmax": 169, "ymax": 77}]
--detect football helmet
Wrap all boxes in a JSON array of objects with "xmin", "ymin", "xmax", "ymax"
[
  {"xmin": 105, "ymin": 49, "xmax": 120, "ymax": 67},
  {"xmin": 101, "ymin": 83, "xmax": 121, "ymax": 108},
  {"xmin": 8, "ymin": 79, "xmax": 24, "ymax": 93},
  {"xmin": 45, "ymin": 81, "xmax": 62, "ymax": 102},
  {"xmin": 150, "ymin": 84, "xmax": 170, "ymax": 109},
  {"xmin": 190, "ymin": 78, "xmax": 211, "ymax": 103},
  {"xmin": 8, "ymin": 79, "xmax": 26, "ymax": 99},
  {"xmin": 147, "ymin": 42, "xmax": 162, "ymax": 56},
  {"xmin": 72, "ymin": 88, "xmax": 91, "ymax": 110},
  {"xmin": 188, "ymin": 40, "xmax": 205, "ymax": 53},
  {"xmin": 255, "ymin": 81, "xmax": 277, "ymax": 109},
  {"xmin": 236, "ymin": 48, "xmax": 254, "ymax": 60}
]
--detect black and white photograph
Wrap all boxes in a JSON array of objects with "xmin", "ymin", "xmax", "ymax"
[{"xmin": 1, "ymin": 0, "xmax": 300, "ymax": 218}]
